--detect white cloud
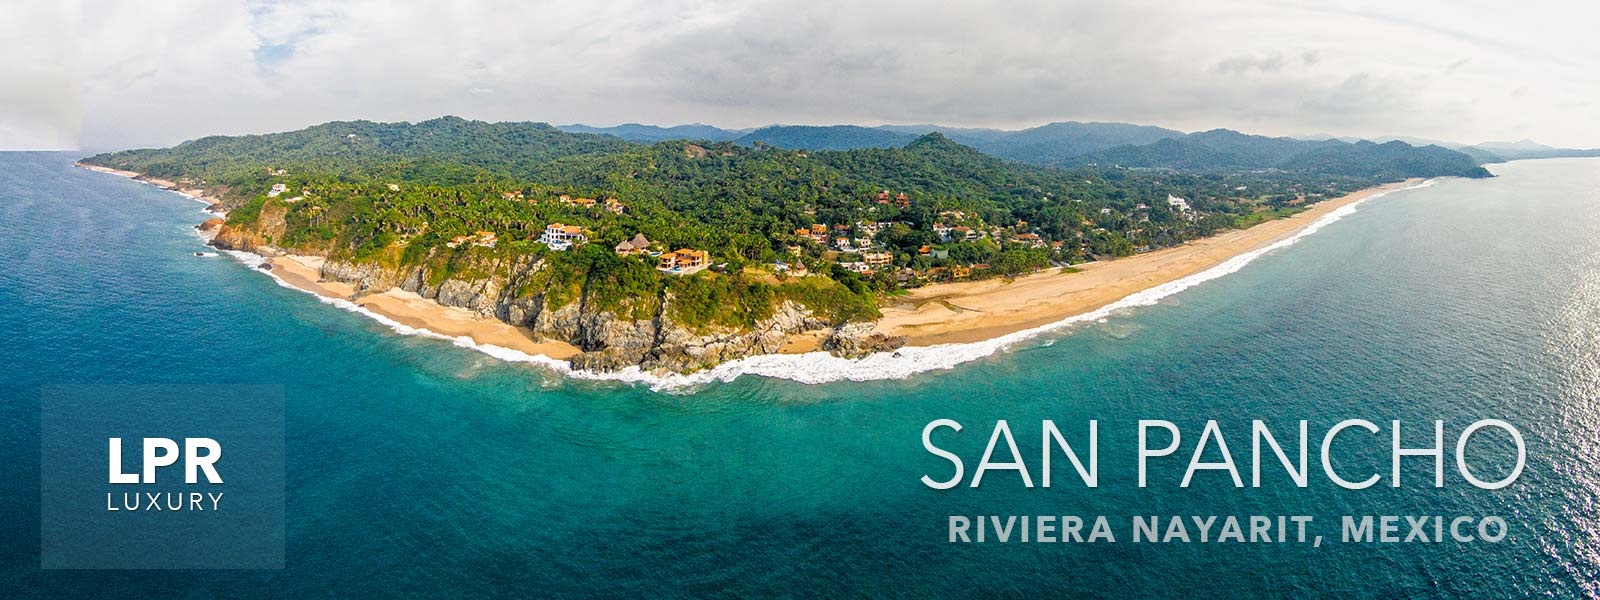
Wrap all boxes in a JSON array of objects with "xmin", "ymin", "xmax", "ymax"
[
  {"xmin": 4, "ymin": 0, "xmax": 1596, "ymax": 150},
  {"xmin": 0, "ymin": 1, "xmax": 80, "ymax": 150}
]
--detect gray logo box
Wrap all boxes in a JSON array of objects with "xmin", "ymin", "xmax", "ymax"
[{"xmin": 40, "ymin": 384, "xmax": 285, "ymax": 569}]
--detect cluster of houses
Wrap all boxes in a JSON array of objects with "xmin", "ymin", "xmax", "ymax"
[
  {"xmin": 554, "ymin": 195, "xmax": 626, "ymax": 214},
  {"xmin": 774, "ymin": 198, "xmax": 1112, "ymax": 279},
  {"xmin": 861, "ymin": 262, "xmax": 995, "ymax": 284},
  {"xmin": 793, "ymin": 224, "xmax": 828, "ymax": 243},
  {"xmin": 441, "ymin": 222, "xmax": 709, "ymax": 276},
  {"xmin": 417, "ymin": 180, "xmax": 1200, "ymax": 284},
  {"xmin": 610, "ymin": 232, "xmax": 709, "ymax": 275},
  {"xmin": 614, "ymin": 233, "xmax": 709, "ymax": 275},
  {"xmin": 614, "ymin": 232, "xmax": 711, "ymax": 275},
  {"xmin": 932, "ymin": 223, "xmax": 983, "ymax": 242},
  {"xmin": 874, "ymin": 190, "xmax": 911, "ymax": 207},
  {"xmin": 490, "ymin": 191, "xmax": 628, "ymax": 214},
  {"xmin": 837, "ymin": 251, "xmax": 894, "ymax": 274},
  {"xmin": 789, "ymin": 220, "xmax": 897, "ymax": 253},
  {"xmin": 447, "ymin": 231, "xmax": 498, "ymax": 248}
]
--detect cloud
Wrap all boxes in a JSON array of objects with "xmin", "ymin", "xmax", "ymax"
[
  {"xmin": 1216, "ymin": 54, "xmax": 1287, "ymax": 75},
  {"xmin": 4, "ymin": 0, "xmax": 1597, "ymax": 150},
  {"xmin": 0, "ymin": 1, "xmax": 80, "ymax": 150}
]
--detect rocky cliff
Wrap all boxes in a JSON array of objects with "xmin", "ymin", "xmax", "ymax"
[{"xmin": 213, "ymin": 222, "xmax": 905, "ymax": 372}]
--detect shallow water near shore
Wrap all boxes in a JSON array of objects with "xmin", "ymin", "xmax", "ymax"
[{"xmin": 4, "ymin": 152, "xmax": 1600, "ymax": 596}]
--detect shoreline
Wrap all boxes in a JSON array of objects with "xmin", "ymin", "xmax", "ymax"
[
  {"xmin": 881, "ymin": 179, "xmax": 1421, "ymax": 346},
  {"xmin": 77, "ymin": 161, "xmax": 581, "ymax": 361},
  {"xmin": 77, "ymin": 162, "xmax": 229, "ymax": 210},
  {"xmin": 79, "ymin": 159, "xmax": 1426, "ymax": 386},
  {"xmin": 266, "ymin": 255, "xmax": 583, "ymax": 360}
]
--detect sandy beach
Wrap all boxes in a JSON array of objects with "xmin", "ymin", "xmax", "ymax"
[
  {"xmin": 265, "ymin": 255, "xmax": 583, "ymax": 359},
  {"xmin": 79, "ymin": 164, "xmax": 142, "ymax": 178},
  {"xmin": 878, "ymin": 179, "xmax": 1418, "ymax": 346}
]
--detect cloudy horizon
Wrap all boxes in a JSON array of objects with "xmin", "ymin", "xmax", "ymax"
[{"xmin": 4, "ymin": 0, "xmax": 1597, "ymax": 151}]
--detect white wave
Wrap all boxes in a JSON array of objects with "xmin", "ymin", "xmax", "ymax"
[
  {"xmin": 216, "ymin": 249, "xmax": 582, "ymax": 375},
  {"xmin": 206, "ymin": 179, "xmax": 1432, "ymax": 392},
  {"xmin": 126, "ymin": 176, "xmax": 227, "ymax": 216}
]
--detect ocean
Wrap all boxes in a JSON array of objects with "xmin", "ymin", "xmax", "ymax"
[{"xmin": 2, "ymin": 151, "xmax": 1598, "ymax": 597}]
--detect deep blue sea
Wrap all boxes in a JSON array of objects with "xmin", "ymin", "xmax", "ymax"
[{"xmin": 3, "ymin": 152, "xmax": 1599, "ymax": 597}]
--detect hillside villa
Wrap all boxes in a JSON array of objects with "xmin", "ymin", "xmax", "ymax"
[
  {"xmin": 794, "ymin": 224, "xmax": 828, "ymax": 243},
  {"xmin": 1166, "ymin": 194, "xmax": 1191, "ymax": 212},
  {"xmin": 613, "ymin": 233, "xmax": 655, "ymax": 256},
  {"xmin": 538, "ymin": 223, "xmax": 588, "ymax": 251},
  {"xmin": 862, "ymin": 251, "xmax": 893, "ymax": 269},
  {"xmin": 657, "ymin": 249, "xmax": 710, "ymax": 275}
]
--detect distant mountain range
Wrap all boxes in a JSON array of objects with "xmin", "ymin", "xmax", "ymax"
[
  {"xmin": 1293, "ymin": 134, "xmax": 1600, "ymax": 164},
  {"xmin": 557, "ymin": 123, "xmax": 749, "ymax": 143},
  {"xmin": 1056, "ymin": 129, "xmax": 1491, "ymax": 179},
  {"xmin": 734, "ymin": 125, "xmax": 915, "ymax": 150},
  {"xmin": 559, "ymin": 121, "xmax": 1598, "ymax": 173},
  {"xmin": 561, "ymin": 121, "xmax": 1492, "ymax": 179},
  {"xmin": 1460, "ymin": 140, "xmax": 1600, "ymax": 161},
  {"xmin": 558, "ymin": 121, "xmax": 1186, "ymax": 164}
]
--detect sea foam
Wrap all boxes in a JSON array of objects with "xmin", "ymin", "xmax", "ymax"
[{"xmin": 199, "ymin": 179, "xmax": 1433, "ymax": 392}]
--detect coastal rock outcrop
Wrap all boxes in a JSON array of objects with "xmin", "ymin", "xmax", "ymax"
[
  {"xmin": 623, "ymin": 299, "xmax": 827, "ymax": 373},
  {"xmin": 279, "ymin": 248, "xmax": 880, "ymax": 374},
  {"xmin": 321, "ymin": 259, "xmax": 410, "ymax": 295},
  {"xmin": 210, "ymin": 203, "xmax": 288, "ymax": 253},
  {"xmin": 823, "ymin": 322, "xmax": 909, "ymax": 358}
]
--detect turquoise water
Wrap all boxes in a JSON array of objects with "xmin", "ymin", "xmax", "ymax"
[{"xmin": 3, "ymin": 152, "xmax": 1599, "ymax": 597}]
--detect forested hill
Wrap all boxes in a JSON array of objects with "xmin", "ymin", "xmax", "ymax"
[
  {"xmin": 81, "ymin": 117, "xmax": 1469, "ymax": 372},
  {"xmin": 80, "ymin": 118, "xmax": 1478, "ymax": 266},
  {"xmin": 956, "ymin": 121, "xmax": 1185, "ymax": 165},
  {"xmin": 735, "ymin": 125, "xmax": 918, "ymax": 150},
  {"xmin": 1059, "ymin": 129, "xmax": 1492, "ymax": 179},
  {"xmin": 91, "ymin": 116, "xmax": 636, "ymax": 183}
]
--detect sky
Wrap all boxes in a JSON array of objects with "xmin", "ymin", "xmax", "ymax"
[{"xmin": 3, "ymin": 0, "xmax": 1597, "ymax": 151}]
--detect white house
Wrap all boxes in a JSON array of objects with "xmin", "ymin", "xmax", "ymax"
[{"xmin": 538, "ymin": 223, "xmax": 587, "ymax": 251}]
